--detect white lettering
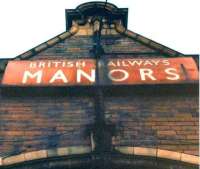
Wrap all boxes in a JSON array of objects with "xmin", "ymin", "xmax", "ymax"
[
  {"xmin": 77, "ymin": 69, "xmax": 95, "ymax": 83},
  {"xmin": 38, "ymin": 62, "xmax": 46, "ymax": 68},
  {"xmin": 128, "ymin": 60, "xmax": 143, "ymax": 66},
  {"xmin": 108, "ymin": 61, "xmax": 116, "ymax": 67},
  {"xmin": 144, "ymin": 60, "xmax": 153, "ymax": 66},
  {"xmin": 108, "ymin": 69, "xmax": 129, "ymax": 82},
  {"xmin": 76, "ymin": 61, "xmax": 86, "ymax": 68},
  {"xmin": 22, "ymin": 70, "xmax": 42, "ymax": 84},
  {"xmin": 162, "ymin": 59, "xmax": 170, "ymax": 66},
  {"xmin": 140, "ymin": 69, "xmax": 156, "ymax": 81},
  {"xmin": 165, "ymin": 68, "xmax": 180, "ymax": 80},
  {"xmin": 29, "ymin": 62, "xmax": 37, "ymax": 68},
  {"xmin": 49, "ymin": 70, "xmax": 68, "ymax": 83},
  {"xmin": 151, "ymin": 60, "xmax": 160, "ymax": 66}
]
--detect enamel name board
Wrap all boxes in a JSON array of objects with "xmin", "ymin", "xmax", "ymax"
[
  {"xmin": 2, "ymin": 59, "xmax": 96, "ymax": 86},
  {"xmin": 2, "ymin": 58, "xmax": 198, "ymax": 86}
]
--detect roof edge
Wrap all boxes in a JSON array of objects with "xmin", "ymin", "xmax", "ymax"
[
  {"xmin": 0, "ymin": 23, "xmax": 79, "ymax": 73},
  {"xmin": 15, "ymin": 23, "xmax": 79, "ymax": 61},
  {"xmin": 114, "ymin": 22, "xmax": 184, "ymax": 57}
]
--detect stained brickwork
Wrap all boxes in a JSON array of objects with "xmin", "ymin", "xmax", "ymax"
[
  {"xmin": 0, "ymin": 96, "xmax": 94, "ymax": 156},
  {"xmin": 33, "ymin": 36, "xmax": 94, "ymax": 59},
  {"xmin": 33, "ymin": 33, "xmax": 157, "ymax": 60},
  {"xmin": 0, "ymin": 28, "xmax": 198, "ymax": 157},
  {"xmin": 105, "ymin": 93, "xmax": 199, "ymax": 155},
  {"xmin": 102, "ymin": 35, "xmax": 156, "ymax": 54}
]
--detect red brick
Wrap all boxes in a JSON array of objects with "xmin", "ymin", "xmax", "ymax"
[{"xmin": 157, "ymin": 130, "xmax": 176, "ymax": 136}]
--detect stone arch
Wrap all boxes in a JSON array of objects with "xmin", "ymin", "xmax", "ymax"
[{"xmin": 0, "ymin": 146, "xmax": 198, "ymax": 167}]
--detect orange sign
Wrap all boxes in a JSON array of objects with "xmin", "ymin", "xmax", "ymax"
[
  {"xmin": 2, "ymin": 59, "xmax": 96, "ymax": 86},
  {"xmin": 105, "ymin": 57, "xmax": 199, "ymax": 85},
  {"xmin": 1, "ymin": 57, "xmax": 199, "ymax": 86}
]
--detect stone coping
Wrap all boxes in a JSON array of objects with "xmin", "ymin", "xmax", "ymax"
[
  {"xmin": 114, "ymin": 22, "xmax": 183, "ymax": 56},
  {"xmin": 17, "ymin": 23, "xmax": 79, "ymax": 60},
  {"xmin": 0, "ymin": 146, "xmax": 199, "ymax": 166},
  {"xmin": 0, "ymin": 146, "xmax": 91, "ymax": 166},
  {"xmin": 115, "ymin": 146, "xmax": 199, "ymax": 165}
]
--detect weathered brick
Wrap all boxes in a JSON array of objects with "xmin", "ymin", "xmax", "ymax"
[
  {"xmin": 157, "ymin": 130, "xmax": 176, "ymax": 136},
  {"xmin": 186, "ymin": 135, "xmax": 199, "ymax": 139},
  {"xmin": 0, "ymin": 96, "xmax": 94, "ymax": 155},
  {"xmin": 104, "ymin": 94, "xmax": 198, "ymax": 155},
  {"xmin": 67, "ymin": 48, "xmax": 81, "ymax": 52},
  {"xmin": 0, "ymin": 18, "xmax": 198, "ymax": 161}
]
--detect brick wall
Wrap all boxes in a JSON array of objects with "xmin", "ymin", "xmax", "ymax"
[
  {"xmin": 33, "ymin": 32, "xmax": 157, "ymax": 60},
  {"xmin": 105, "ymin": 91, "xmax": 199, "ymax": 155},
  {"xmin": 0, "ymin": 27, "xmax": 198, "ymax": 158},
  {"xmin": 33, "ymin": 36, "xmax": 94, "ymax": 59},
  {"xmin": 0, "ymin": 95, "xmax": 94, "ymax": 156}
]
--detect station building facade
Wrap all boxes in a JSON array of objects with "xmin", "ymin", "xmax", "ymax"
[{"xmin": 0, "ymin": 2, "xmax": 199, "ymax": 169}]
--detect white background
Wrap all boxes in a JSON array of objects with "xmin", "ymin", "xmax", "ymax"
[{"xmin": 0, "ymin": 0, "xmax": 199, "ymax": 58}]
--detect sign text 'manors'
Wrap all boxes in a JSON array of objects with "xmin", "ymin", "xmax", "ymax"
[{"xmin": 2, "ymin": 58, "xmax": 199, "ymax": 86}]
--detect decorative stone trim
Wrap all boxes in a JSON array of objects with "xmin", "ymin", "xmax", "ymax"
[
  {"xmin": 76, "ymin": 29, "xmax": 88, "ymax": 36},
  {"xmin": 0, "ymin": 146, "xmax": 91, "ymax": 166},
  {"xmin": 134, "ymin": 147, "xmax": 157, "ymax": 157},
  {"xmin": 137, "ymin": 35, "xmax": 150, "ymax": 44},
  {"xmin": 163, "ymin": 48, "xmax": 178, "ymax": 56},
  {"xmin": 115, "ymin": 146, "xmax": 199, "ymax": 165},
  {"xmin": 0, "ymin": 147, "xmax": 199, "ymax": 166},
  {"xmin": 16, "ymin": 23, "xmax": 79, "ymax": 60},
  {"xmin": 157, "ymin": 149, "xmax": 181, "ymax": 161},
  {"xmin": 20, "ymin": 51, "xmax": 34, "ymax": 59},
  {"xmin": 24, "ymin": 150, "xmax": 47, "ymax": 161},
  {"xmin": 114, "ymin": 22, "xmax": 126, "ymax": 34},
  {"xmin": 47, "ymin": 37, "xmax": 60, "ymax": 46},
  {"xmin": 0, "ymin": 158, "xmax": 2, "ymax": 166},
  {"xmin": 114, "ymin": 23, "xmax": 182, "ymax": 56},
  {"xmin": 35, "ymin": 44, "xmax": 48, "ymax": 52},
  {"xmin": 59, "ymin": 32, "xmax": 72, "ymax": 40},
  {"xmin": 114, "ymin": 146, "xmax": 134, "ymax": 155},
  {"xmin": 3, "ymin": 154, "xmax": 26, "ymax": 166},
  {"xmin": 47, "ymin": 146, "xmax": 91, "ymax": 157},
  {"xmin": 181, "ymin": 153, "xmax": 200, "ymax": 165},
  {"xmin": 70, "ymin": 23, "xmax": 79, "ymax": 35}
]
